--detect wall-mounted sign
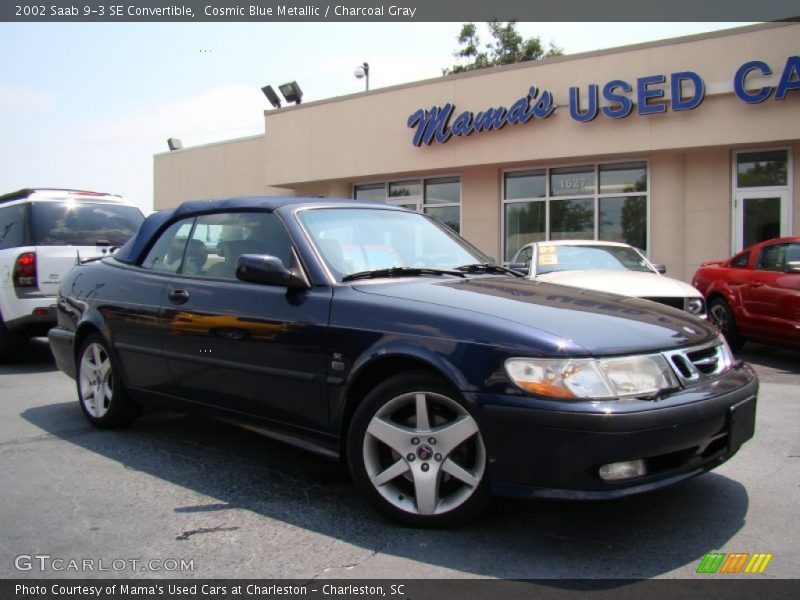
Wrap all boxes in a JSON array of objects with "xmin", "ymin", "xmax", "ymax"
[
  {"xmin": 407, "ymin": 86, "xmax": 554, "ymax": 147},
  {"xmin": 407, "ymin": 55, "xmax": 800, "ymax": 147}
]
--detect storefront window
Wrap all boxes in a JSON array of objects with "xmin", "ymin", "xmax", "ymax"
[
  {"xmin": 425, "ymin": 206, "xmax": 460, "ymax": 233},
  {"xmin": 551, "ymin": 199, "xmax": 594, "ymax": 240},
  {"xmin": 505, "ymin": 170, "xmax": 546, "ymax": 200},
  {"xmin": 550, "ymin": 166, "xmax": 595, "ymax": 197},
  {"xmin": 504, "ymin": 201, "xmax": 545, "ymax": 261},
  {"xmin": 600, "ymin": 196, "xmax": 647, "ymax": 250},
  {"xmin": 354, "ymin": 183, "xmax": 386, "ymax": 201},
  {"xmin": 389, "ymin": 180, "xmax": 421, "ymax": 198},
  {"xmin": 503, "ymin": 161, "xmax": 649, "ymax": 261},
  {"xmin": 354, "ymin": 176, "xmax": 461, "ymax": 233},
  {"xmin": 737, "ymin": 150, "xmax": 788, "ymax": 188},
  {"xmin": 424, "ymin": 177, "xmax": 460, "ymax": 232},
  {"xmin": 424, "ymin": 177, "xmax": 460, "ymax": 205},
  {"xmin": 600, "ymin": 162, "xmax": 647, "ymax": 194}
]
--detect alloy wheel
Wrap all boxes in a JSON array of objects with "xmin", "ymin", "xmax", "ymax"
[
  {"xmin": 362, "ymin": 391, "xmax": 486, "ymax": 516},
  {"xmin": 79, "ymin": 342, "xmax": 113, "ymax": 418}
]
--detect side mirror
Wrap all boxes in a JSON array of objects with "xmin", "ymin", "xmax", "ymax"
[
  {"xmin": 236, "ymin": 253, "xmax": 310, "ymax": 289},
  {"xmin": 786, "ymin": 261, "xmax": 800, "ymax": 274},
  {"xmin": 509, "ymin": 262, "xmax": 530, "ymax": 276},
  {"xmin": 653, "ymin": 263, "xmax": 667, "ymax": 274}
]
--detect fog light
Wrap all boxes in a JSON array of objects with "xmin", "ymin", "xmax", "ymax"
[{"xmin": 599, "ymin": 459, "xmax": 647, "ymax": 481}]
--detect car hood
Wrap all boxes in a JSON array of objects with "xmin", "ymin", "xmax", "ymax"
[
  {"xmin": 534, "ymin": 270, "xmax": 701, "ymax": 298},
  {"xmin": 350, "ymin": 276, "xmax": 716, "ymax": 355}
]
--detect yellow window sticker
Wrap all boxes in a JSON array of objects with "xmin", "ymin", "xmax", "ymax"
[{"xmin": 538, "ymin": 253, "xmax": 559, "ymax": 265}]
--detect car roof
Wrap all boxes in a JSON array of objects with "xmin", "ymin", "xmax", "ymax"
[
  {"xmin": 741, "ymin": 235, "xmax": 800, "ymax": 252},
  {"xmin": 114, "ymin": 195, "xmax": 398, "ymax": 264},
  {"xmin": 0, "ymin": 188, "xmax": 127, "ymax": 204},
  {"xmin": 518, "ymin": 239, "xmax": 633, "ymax": 253}
]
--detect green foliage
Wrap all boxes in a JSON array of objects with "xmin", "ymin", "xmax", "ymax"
[{"xmin": 444, "ymin": 21, "xmax": 563, "ymax": 75}]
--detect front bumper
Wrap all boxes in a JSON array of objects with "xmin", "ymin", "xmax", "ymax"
[{"xmin": 467, "ymin": 362, "xmax": 758, "ymax": 499}]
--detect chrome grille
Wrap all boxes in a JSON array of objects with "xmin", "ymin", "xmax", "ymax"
[{"xmin": 662, "ymin": 340, "xmax": 734, "ymax": 384}]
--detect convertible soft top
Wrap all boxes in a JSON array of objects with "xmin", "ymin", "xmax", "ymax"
[{"xmin": 114, "ymin": 195, "xmax": 390, "ymax": 264}]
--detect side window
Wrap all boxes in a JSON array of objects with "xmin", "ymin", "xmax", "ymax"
[
  {"xmin": 784, "ymin": 243, "xmax": 800, "ymax": 272},
  {"xmin": 522, "ymin": 247, "xmax": 533, "ymax": 262},
  {"xmin": 730, "ymin": 251, "xmax": 750, "ymax": 268},
  {"xmin": 0, "ymin": 204, "xmax": 27, "ymax": 250},
  {"xmin": 141, "ymin": 219, "xmax": 194, "ymax": 273},
  {"xmin": 188, "ymin": 212, "xmax": 293, "ymax": 281},
  {"xmin": 755, "ymin": 244, "xmax": 786, "ymax": 272}
]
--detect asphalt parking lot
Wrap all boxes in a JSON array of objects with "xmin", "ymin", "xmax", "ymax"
[{"xmin": 1, "ymin": 339, "xmax": 798, "ymax": 580}]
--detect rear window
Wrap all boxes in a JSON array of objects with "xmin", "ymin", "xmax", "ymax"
[
  {"xmin": 32, "ymin": 202, "xmax": 144, "ymax": 246},
  {"xmin": 0, "ymin": 204, "xmax": 27, "ymax": 250}
]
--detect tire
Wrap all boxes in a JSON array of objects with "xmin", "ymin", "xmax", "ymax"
[
  {"xmin": 347, "ymin": 370, "xmax": 490, "ymax": 527},
  {"xmin": 708, "ymin": 297, "xmax": 745, "ymax": 351},
  {"xmin": 76, "ymin": 333, "xmax": 140, "ymax": 428}
]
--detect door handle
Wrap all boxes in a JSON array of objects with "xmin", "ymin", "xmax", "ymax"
[
  {"xmin": 168, "ymin": 289, "xmax": 190, "ymax": 304},
  {"xmin": 751, "ymin": 281, "xmax": 764, "ymax": 288}
]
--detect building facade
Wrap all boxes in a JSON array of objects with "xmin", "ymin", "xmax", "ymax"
[{"xmin": 154, "ymin": 22, "xmax": 800, "ymax": 281}]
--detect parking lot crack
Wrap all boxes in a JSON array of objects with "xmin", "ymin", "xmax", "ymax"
[
  {"xmin": 304, "ymin": 543, "xmax": 387, "ymax": 580},
  {"xmin": 175, "ymin": 525, "xmax": 240, "ymax": 541}
]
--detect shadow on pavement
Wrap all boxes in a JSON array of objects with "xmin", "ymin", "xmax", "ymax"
[
  {"xmin": 737, "ymin": 343, "xmax": 800, "ymax": 375},
  {"xmin": 0, "ymin": 338, "xmax": 57, "ymax": 374},
  {"xmin": 22, "ymin": 398, "xmax": 749, "ymax": 581}
]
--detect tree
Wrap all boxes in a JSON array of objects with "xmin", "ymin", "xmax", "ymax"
[{"xmin": 443, "ymin": 21, "xmax": 563, "ymax": 75}]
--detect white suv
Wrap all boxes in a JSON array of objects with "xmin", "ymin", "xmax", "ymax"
[{"xmin": 0, "ymin": 188, "xmax": 144, "ymax": 359}]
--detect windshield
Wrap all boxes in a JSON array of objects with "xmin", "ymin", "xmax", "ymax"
[
  {"xmin": 32, "ymin": 202, "xmax": 144, "ymax": 246},
  {"xmin": 298, "ymin": 208, "xmax": 489, "ymax": 281},
  {"xmin": 535, "ymin": 244, "xmax": 655, "ymax": 275}
]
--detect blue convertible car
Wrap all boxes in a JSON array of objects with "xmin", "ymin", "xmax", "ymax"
[{"xmin": 49, "ymin": 197, "xmax": 757, "ymax": 526}]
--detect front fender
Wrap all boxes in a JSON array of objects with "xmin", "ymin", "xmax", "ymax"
[{"xmin": 348, "ymin": 338, "xmax": 470, "ymax": 393}]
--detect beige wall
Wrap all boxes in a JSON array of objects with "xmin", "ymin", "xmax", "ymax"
[
  {"xmin": 460, "ymin": 167, "xmax": 501, "ymax": 260},
  {"xmin": 649, "ymin": 153, "xmax": 686, "ymax": 278},
  {"xmin": 683, "ymin": 149, "xmax": 732, "ymax": 278},
  {"xmin": 153, "ymin": 136, "xmax": 289, "ymax": 210}
]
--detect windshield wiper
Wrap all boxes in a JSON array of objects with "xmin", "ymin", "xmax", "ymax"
[
  {"xmin": 342, "ymin": 266, "xmax": 466, "ymax": 282},
  {"xmin": 455, "ymin": 263, "xmax": 524, "ymax": 277}
]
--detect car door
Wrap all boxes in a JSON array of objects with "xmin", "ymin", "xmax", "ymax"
[
  {"xmin": 103, "ymin": 218, "xmax": 194, "ymax": 396},
  {"xmin": 740, "ymin": 242, "xmax": 800, "ymax": 342},
  {"xmin": 158, "ymin": 210, "xmax": 332, "ymax": 430}
]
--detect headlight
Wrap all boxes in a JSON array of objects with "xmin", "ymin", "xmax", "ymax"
[
  {"xmin": 504, "ymin": 354, "xmax": 680, "ymax": 400},
  {"xmin": 685, "ymin": 297, "xmax": 705, "ymax": 315}
]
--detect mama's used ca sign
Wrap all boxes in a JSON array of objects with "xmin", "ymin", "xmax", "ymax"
[{"xmin": 407, "ymin": 56, "xmax": 800, "ymax": 147}]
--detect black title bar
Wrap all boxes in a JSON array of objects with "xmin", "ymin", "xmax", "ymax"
[{"xmin": 3, "ymin": 0, "xmax": 800, "ymax": 22}]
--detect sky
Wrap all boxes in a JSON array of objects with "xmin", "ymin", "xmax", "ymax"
[{"xmin": 0, "ymin": 21, "xmax": 755, "ymax": 213}]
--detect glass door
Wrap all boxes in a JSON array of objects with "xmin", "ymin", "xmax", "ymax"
[
  {"xmin": 734, "ymin": 190, "xmax": 790, "ymax": 251},
  {"xmin": 732, "ymin": 149, "xmax": 792, "ymax": 253}
]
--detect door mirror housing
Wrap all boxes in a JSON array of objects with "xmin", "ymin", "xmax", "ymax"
[
  {"xmin": 785, "ymin": 261, "xmax": 800, "ymax": 274},
  {"xmin": 509, "ymin": 262, "xmax": 530, "ymax": 276},
  {"xmin": 236, "ymin": 252, "xmax": 310, "ymax": 289},
  {"xmin": 652, "ymin": 263, "xmax": 667, "ymax": 274}
]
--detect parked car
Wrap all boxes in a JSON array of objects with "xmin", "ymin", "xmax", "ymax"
[
  {"xmin": 692, "ymin": 236, "xmax": 800, "ymax": 351},
  {"xmin": 49, "ymin": 197, "xmax": 757, "ymax": 526},
  {"xmin": 510, "ymin": 240, "xmax": 706, "ymax": 317},
  {"xmin": 0, "ymin": 188, "xmax": 144, "ymax": 360}
]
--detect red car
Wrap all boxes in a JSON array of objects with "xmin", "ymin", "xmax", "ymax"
[{"xmin": 692, "ymin": 236, "xmax": 800, "ymax": 351}]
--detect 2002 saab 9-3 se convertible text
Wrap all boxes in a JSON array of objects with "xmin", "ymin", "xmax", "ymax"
[{"xmin": 49, "ymin": 197, "xmax": 758, "ymax": 526}]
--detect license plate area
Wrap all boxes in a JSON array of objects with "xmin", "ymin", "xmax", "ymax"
[{"xmin": 728, "ymin": 396, "xmax": 756, "ymax": 453}]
